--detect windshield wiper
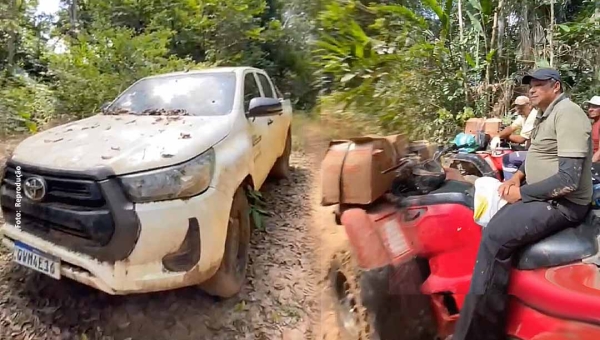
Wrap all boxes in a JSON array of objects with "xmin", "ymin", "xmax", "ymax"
[
  {"xmin": 140, "ymin": 108, "xmax": 191, "ymax": 116},
  {"xmin": 102, "ymin": 107, "xmax": 135, "ymax": 115}
]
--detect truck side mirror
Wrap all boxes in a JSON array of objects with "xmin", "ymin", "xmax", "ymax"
[{"xmin": 247, "ymin": 97, "xmax": 283, "ymax": 117}]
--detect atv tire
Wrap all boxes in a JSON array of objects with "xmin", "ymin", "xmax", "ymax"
[
  {"xmin": 329, "ymin": 244, "xmax": 378, "ymax": 340},
  {"xmin": 200, "ymin": 186, "xmax": 251, "ymax": 298}
]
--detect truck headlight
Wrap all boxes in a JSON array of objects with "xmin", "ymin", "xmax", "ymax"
[{"xmin": 119, "ymin": 148, "xmax": 215, "ymax": 203}]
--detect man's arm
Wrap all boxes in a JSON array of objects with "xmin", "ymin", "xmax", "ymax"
[
  {"xmin": 495, "ymin": 116, "xmax": 522, "ymax": 139},
  {"xmin": 497, "ymin": 126, "xmax": 515, "ymax": 139},
  {"xmin": 520, "ymin": 157, "xmax": 584, "ymax": 202},
  {"xmin": 508, "ymin": 134, "xmax": 527, "ymax": 144}
]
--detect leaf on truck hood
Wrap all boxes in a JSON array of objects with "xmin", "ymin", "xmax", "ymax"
[{"xmin": 44, "ymin": 137, "xmax": 64, "ymax": 143}]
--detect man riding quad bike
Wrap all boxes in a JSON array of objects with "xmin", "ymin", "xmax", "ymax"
[{"xmin": 329, "ymin": 151, "xmax": 600, "ymax": 340}]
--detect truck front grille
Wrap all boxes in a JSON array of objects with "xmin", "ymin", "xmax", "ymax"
[{"xmin": 1, "ymin": 165, "xmax": 114, "ymax": 246}]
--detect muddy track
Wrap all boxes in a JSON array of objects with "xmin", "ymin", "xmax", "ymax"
[{"xmin": 0, "ymin": 140, "xmax": 346, "ymax": 340}]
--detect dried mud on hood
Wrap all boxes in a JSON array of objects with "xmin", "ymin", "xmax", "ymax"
[{"xmin": 10, "ymin": 113, "xmax": 231, "ymax": 175}]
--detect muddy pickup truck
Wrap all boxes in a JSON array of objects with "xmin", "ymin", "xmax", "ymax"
[{"xmin": 0, "ymin": 66, "xmax": 293, "ymax": 297}]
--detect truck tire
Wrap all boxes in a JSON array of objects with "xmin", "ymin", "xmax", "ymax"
[
  {"xmin": 329, "ymin": 245, "xmax": 378, "ymax": 340},
  {"xmin": 200, "ymin": 186, "xmax": 251, "ymax": 298},
  {"xmin": 269, "ymin": 130, "xmax": 292, "ymax": 180}
]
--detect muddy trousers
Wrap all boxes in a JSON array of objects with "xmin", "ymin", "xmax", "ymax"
[{"xmin": 452, "ymin": 199, "xmax": 587, "ymax": 340}]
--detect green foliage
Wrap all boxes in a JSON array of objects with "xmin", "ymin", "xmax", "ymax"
[
  {"xmin": 48, "ymin": 22, "xmax": 198, "ymax": 116},
  {"xmin": 1, "ymin": 0, "xmax": 597, "ymax": 143},
  {"xmin": 1, "ymin": 0, "xmax": 317, "ymax": 135},
  {"xmin": 245, "ymin": 186, "xmax": 270, "ymax": 232},
  {"xmin": 314, "ymin": 0, "xmax": 600, "ymax": 143},
  {"xmin": 0, "ymin": 73, "xmax": 55, "ymax": 135}
]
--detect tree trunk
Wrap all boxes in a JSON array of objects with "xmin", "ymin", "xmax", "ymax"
[
  {"xmin": 458, "ymin": 0, "xmax": 469, "ymax": 104},
  {"xmin": 6, "ymin": 0, "xmax": 18, "ymax": 74},
  {"xmin": 485, "ymin": 0, "xmax": 503, "ymax": 114},
  {"xmin": 549, "ymin": 0, "xmax": 554, "ymax": 67},
  {"xmin": 70, "ymin": 0, "xmax": 78, "ymax": 33}
]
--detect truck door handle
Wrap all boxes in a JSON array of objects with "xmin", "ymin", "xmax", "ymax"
[{"xmin": 267, "ymin": 119, "xmax": 273, "ymax": 125}]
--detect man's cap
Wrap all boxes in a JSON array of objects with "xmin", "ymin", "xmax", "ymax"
[
  {"xmin": 584, "ymin": 96, "xmax": 600, "ymax": 107},
  {"xmin": 522, "ymin": 68, "xmax": 561, "ymax": 85},
  {"xmin": 513, "ymin": 96, "xmax": 530, "ymax": 106}
]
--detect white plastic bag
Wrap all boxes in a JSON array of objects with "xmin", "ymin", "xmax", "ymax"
[
  {"xmin": 473, "ymin": 177, "xmax": 508, "ymax": 227},
  {"xmin": 489, "ymin": 136, "xmax": 502, "ymax": 152}
]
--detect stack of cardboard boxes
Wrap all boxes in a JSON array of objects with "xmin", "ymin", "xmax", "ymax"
[
  {"xmin": 320, "ymin": 118, "xmax": 502, "ymax": 207},
  {"xmin": 321, "ymin": 134, "xmax": 440, "ymax": 206},
  {"xmin": 464, "ymin": 117, "xmax": 502, "ymax": 136}
]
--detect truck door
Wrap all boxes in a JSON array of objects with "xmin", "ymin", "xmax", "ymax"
[
  {"xmin": 255, "ymin": 72, "xmax": 292, "ymax": 159},
  {"xmin": 243, "ymin": 71, "xmax": 271, "ymax": 188}
]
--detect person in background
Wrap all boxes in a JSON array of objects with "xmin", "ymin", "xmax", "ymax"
[
  {"xmin": 446, "ymin": 68, "xmax": 592, "ymax": 340},
  {"xmin": 586, "ymin": 96, "xmax": 600, "ymax": 162},
  {"xmin": 493, "ymin": 95, "xmax": 538, "ymax": 149},
  {"xmin": 493, "ymin": 96, "xmax": 538, "ymax": 179}
]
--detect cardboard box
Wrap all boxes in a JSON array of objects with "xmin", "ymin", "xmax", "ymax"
[
  {"xmin": 465, "ymin": 118, "xmax": 502, "ymax": 135},
  {"xmin": 321, "ymin": 135, "xmax": 399, "ymax": 206},
  {"xmin": 409, "ymin": 140, "xmax": 439, "ymax": 160},
  {"xmin": 362, "ymin": 133, "xmax": 409, "ymax": 161},
  {"xmin": 385, "ymin": 134, "xmax": 409, "ymax": 160}
]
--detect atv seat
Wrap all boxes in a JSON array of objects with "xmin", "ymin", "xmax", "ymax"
[
  {"xmin": 448, "ymin": 153, "xmax": 499, "ymax": 178},
  {"xmin": 515, "ymin": 210, "xmax": 600, "ymax": 270},
  {"xmin": 398, "ymin": 180, "xmax": 474, "ymax": 210}
]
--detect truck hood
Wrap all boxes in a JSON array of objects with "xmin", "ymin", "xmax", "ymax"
[{"xmin": 11, "ymin": 114, "xmax": 231, "ymax": 176}]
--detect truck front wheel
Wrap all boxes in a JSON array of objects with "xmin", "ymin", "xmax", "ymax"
[
  {"xmin": 200, "ymin": 186, "xmax": 251, "ymax": 298},
  {"xmin": 269, "ymin": 130, "xmax": 292, "ymax": 180}
]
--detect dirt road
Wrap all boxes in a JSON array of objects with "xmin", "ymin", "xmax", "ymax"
[{"xmin": 0, "ymin": 128, "xmax": 346, "ymax": 340}]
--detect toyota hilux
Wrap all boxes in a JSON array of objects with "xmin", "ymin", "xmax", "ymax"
[{"xmin": 0, "ymin": 66, "xmax": 293, "ymax": 297}]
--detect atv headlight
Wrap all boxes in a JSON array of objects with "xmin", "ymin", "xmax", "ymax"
[{"xmin": 119, "ymin": 148, "xmax": 215, "ymax": 203}]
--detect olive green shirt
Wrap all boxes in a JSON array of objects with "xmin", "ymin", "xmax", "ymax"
[{"xmin": 525, "ymin": 93, "xmax": 592, "ymax": 205}]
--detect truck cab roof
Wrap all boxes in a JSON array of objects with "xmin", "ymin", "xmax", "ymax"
[{"xmin": 142, "ymin": 66, "xmax": 265, "ymax": 80}]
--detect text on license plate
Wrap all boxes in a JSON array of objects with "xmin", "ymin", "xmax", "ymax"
[{"xmin": 13, "ymin": 241, "xmax": 61, "ymax": 280}]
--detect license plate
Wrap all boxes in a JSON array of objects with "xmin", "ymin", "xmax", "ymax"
[{"xmin": 12, "ymin": 241, "xmax": 61, "ymax": 279}]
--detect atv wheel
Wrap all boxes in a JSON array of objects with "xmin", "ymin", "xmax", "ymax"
[
  {"xmin": 269, "ymin": 130, "xmax": 292, "ymax": 180},
  {"xmin": 200, "ymin": 186, "xmax": 251, "ymax": 298},
  {"xmin": 329, "ymin": 246, "xmax": 377, "ymax": 340}
]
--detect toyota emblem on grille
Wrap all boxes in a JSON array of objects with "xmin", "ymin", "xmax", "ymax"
[{"xmin": 24, "ymin": 176, "xmax": 47, "ymax": 201}]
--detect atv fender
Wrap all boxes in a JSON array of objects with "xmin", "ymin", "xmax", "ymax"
[{"xmin": 339, "ymin": 204, "xmax": 399, "ymax": 270}]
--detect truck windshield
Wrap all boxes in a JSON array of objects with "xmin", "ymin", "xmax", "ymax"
[{"xmin": 107, "ymin": 72, "xmax": 236, "ymax": 116}]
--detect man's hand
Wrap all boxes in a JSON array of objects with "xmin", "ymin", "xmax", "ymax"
[
  {"xmin": 498, "ymin": 177, "xmax": 520, "ymax": 197},
  {"xmin": 502, "ymin": 185, "xmax": 522, "ymax": 203}
]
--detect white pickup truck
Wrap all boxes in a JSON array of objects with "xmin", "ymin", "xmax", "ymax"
[{"xmin": 0, "ymin": 66, "xmax": 293, "ymax": 297}]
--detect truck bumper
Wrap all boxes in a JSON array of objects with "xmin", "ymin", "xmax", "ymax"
[{"xmin": 1, "ymin": 186, "xmax": 232, "ymax": 295}]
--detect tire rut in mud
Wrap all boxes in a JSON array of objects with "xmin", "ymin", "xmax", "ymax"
[{"xmin": 0, "ymin": 152, "xmax": 320, "ymax": 340}]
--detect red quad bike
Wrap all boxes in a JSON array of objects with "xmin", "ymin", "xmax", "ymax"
[{"xmin": 328, "ymin": 153, "xmax": 600, "ymax": 340}]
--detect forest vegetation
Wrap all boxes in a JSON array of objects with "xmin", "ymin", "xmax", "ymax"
[{"xmin": 1, "ymin": 0, "xmax": 598, "ymax": 142}]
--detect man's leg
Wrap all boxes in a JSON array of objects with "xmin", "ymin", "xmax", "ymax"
[{"xmin": 451, "ymin": 200, "xmax": 578, "ymax": 340}]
